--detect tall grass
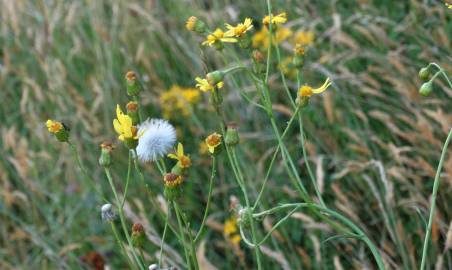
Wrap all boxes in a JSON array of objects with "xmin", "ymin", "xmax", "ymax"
[{"xmin": 1, "ymin": 0, "xmax": 451, "ymax": 269}]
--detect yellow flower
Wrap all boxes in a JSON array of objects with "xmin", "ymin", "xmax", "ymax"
[
  {"xmin": 263, "ymin": 12, "xmax": 287, "ymax": 26},
  {"xmin": 46, "ymin": 119, "xmax": 63, "ymax": 133},
  {"xmin": 195, "ymin": 77, "xmax": 224, "ymax": 92},
  {"xmin": 168, "ymin": 143, "xmax": 192, "ymax": 169},
  {"xmin": 223, "ymin": 217, "xmax": 241, "ymax": 245},
  {"xmin": 292, "ymin": 30, "xmax": 315, "ymax": 46},
  {"xmin": 252, "ymin": 27, "xmax": 292, "ymax": 49},
  {"xmin": 225, "ymin": 18, "xmax": 253, "ymax": 37},
  {"xmin": 205, "ymin": 132, "xmax": 222, "ymax": 154},
  {"xmin": 202, "ymin": 28, "xmax": 237, "ymax": 46},
  {"xmin": 159, "ymin": 85, "xmax": 200, "ymax": 118},
  {"xmin": 298, "ymin": 77, "xmax": 332, "ymax": 98},
  {"xmin": 113, "ymin": 105, "xmax": 138, "ymax": 141},
  {"xmin": 186, "ymin": 16, "xmax": 197, "ymax": 31}
]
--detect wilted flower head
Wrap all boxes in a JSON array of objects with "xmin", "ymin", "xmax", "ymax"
[
  {"xmin": 298, "ymin": 77, "xmax": 332, "ymax": 98},
  {"xmin": 136, "ymin": 118, "xmax": 176, "ymax": 162},
  {"xmin": 163, "ymin": 173, "xmax": 183, "ymax": 188},
  {"xmin": 101, "ymin": 204, "xmax": 115, "ymax": 222}
]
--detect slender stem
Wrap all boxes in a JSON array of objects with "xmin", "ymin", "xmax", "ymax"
[
  {"xmin": 428, "ymin": 62, "xmax": 452, "ymax": 88},
  {"xmin": 111, "ymin": 222, "xmax": 138, "ymax": 270},
  {"xmin": 298, "ymin": 112, "xmax": 326, "ymax": 207},
  {"xmin": 229, "ymin": 147, "xmax": 263, "ymax": 270},
  {"xmin": 104, "ymin": 168, "xmax": 144, "ymax": 269},
  {"xmin": 68, "ymin": 142, "xmax": 107, "ymax": 202},
  {"xmin": 133, "ymin": 95, "xmax": 143, "ymax": 123},
  {"xmin": 121, "ymin": 151, "xmax": 133, "ymax": 207},
  {"xmin": 253, "ymin": 105, "xmax": 301, "ymax": 208},
  {"xmin": 159, "ymin": 205, "xmax": 170, "ymax": 268},
  {"xmin": 194, "ymin": 156, "xmax": 216, "ymax": 243},
  {"xmin": 174, "ymin": 201, "xmax": 192, "ymax": 270},
  {"xmin": 244, "ymin": 203, "xmax": 386, "ymax": 270},
  {"xmin": 419, "ymin": 129, "xmax": 452, "ymax": 270}
]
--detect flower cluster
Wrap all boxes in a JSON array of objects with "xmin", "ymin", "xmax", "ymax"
[{"xmin": 159, "ymin": 85, "xmax": 200, "ymax": 118}]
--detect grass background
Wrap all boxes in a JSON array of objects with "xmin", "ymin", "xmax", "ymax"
[{"xmin": 1, "ymin": 0, "xmax": 451, "ymax": 269}]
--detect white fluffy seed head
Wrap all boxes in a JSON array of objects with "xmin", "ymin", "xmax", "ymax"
[{"xmin": 136, "ymin": 118, "xmax": 176, "ymax": 162}]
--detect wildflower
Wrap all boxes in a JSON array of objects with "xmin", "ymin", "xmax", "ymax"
[
  {"xmin": 113, "ymin": 105, "xmax": 139, "ymax": 148},
  {"xmin": 125, "ymin": 71, "xmax": 142, "ymax": 96},
  {"xmin": 131, "ymin": 223, "xmax": 145, "ymax": 248},
  {"xmin": 252, "ymin": 27, "xmax": 292, "ymax": 49},
  {"xmin": 163, "ymin": 173, "xmax": 183, "ymax": 188},
  {"xmin": 136, "ymin": 118, "xmax": 176, "ymax": 162},
  {"xmin": 195, "ymin": 77, "xmax": 224, "ymax": 92},
  {"xmin": 205, "ymin": 132, "xmax": 222, "ymax": 154},
  {"xmin": 186, "ymin": 16, "xmax": 207, "ymax": 34},
  {"xmin": 292, "ymin": 30, "xmax": 315, "ymax": 47},
  {"xmin": 202, "ymin": 28, "xmax": 237, "ymax": 48},
  {"xmin": 298, "ymin": 77, "xmax": 332, "ymax": 98},
  {"xmin": 46, "ymin": 119, "xmax": 70, "ymax": 142},
  {"xmin": 263, "ymin": 12, "xmax": 287, "ymax": 26},
  {"xmin": 99, "ymin": 142, "xmax": 114, "ymax": 167},
  {"xmin": 225, "ymin": 123, "xmax": 239, "ymax": 146},
  {"xmin": 223, "ymin": 216, "xmax": 241, "ymax": 245},
  {"xmin": 101, "ymin": 203, "xmax": 115, "ymax": 222},
  {"xmin": 159, "ymin": 85, "xmax": 200, "ymax": 119},
  {"xmin": 225, "ymin": 18, "xmax": 253, "ymax": 37},
  {"xmin": 168, "ymin": 142, "xmax": 192, "ymax": 169}
]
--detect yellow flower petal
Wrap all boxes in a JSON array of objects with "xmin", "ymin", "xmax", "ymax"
[{"xmin": 177, "ymin": 143, "xmax": 184, "ymax": 157}]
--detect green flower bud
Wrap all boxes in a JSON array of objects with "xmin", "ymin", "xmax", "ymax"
[
  {"xmin": 206, "ymin": 70, "xmax": 225, "ymax": 86},
  {"xmin": 419, "ymin": 81, "xmax": 433, "ymax": 97},
  {"xmin": 124, "ymin": 137, "xmax": 138, "ymax": 149},
  {"xmin": 131, "ymin": 223, "xmax": 145, "ymax": 248},
  {"xmin": 125, "ymin": 71, "xmax": 142, "ymax": 97},
  {"xmin": 418, "ymin": 67, "xmax": 430, "ymax": 82},
  {"xmin": 238, "ymin": 207, "xmax": 253, "ymax": 228},
  {"xmin": 238, "ymin": 35, "xmax": 252, "ymax": 49},
  {"xmin": 225, "ymin": 123, "xmax": 239, "ymax": 146},
  {"xmin": 99, "ymin": 142, "xmax": 114, "ymax": 167},
  {"xmin": 186, "ymin": 16, "xmax": 207, "ymax": 34},
  {"xmin": 126, "ymin": 101, "xmax": 139, "ymax": 125},
  {"xmin": 252, "ymin": 50, "xmax": 265, "ymax": 75},
  {"xmin": 55, "ymin": 127, "xmax": 70, "ymax": 143}
]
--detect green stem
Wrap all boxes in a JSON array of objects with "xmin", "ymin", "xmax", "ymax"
[
  {"xmin": 111, "ymin": 222, "xmax": 138, "ymax": 270},
  {"xmin": 245, "ymin": 203, "xmax": 386, "ymax": 270},
  {"xmin": 104, "ymin": 168, "xmax": 144, "ymax": 269},
  {"xmin": 194, "ymin": 156, "xmax": 216, "ymax": 243},
  {"xmin": 253, "ymin": 105, "xmax": 301, "ymax": 208},
  {"xmin": 121, "ymin": 151, "xmax": 133, "ymax": 207},
  {"xmin": 68, "ymin": 142, "xmax": 107, "ymax": 202},
  {"xmin": 159, "ymin": 204, "xmax": 170, "ymax": 268},
  {"xmin": 419, "ymin": 128, "xmax": 452, "ymax": 270},
  {"xmin": 173, "ymin": 201, "xmax": 193, "ymax": 270},
  {"xmin": 298, "ymin": 112, "xmax": 326, "ymax": 207}
]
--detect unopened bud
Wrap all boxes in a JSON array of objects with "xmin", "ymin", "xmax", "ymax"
[
  {"xmin": 419, "ymin": 81, "xmax": 433, "ymax": 97},
  {"xmin": 99, "ymin": 142, "xmax": 114, "ymax": 167},
  {"xmin": 225, "ymin": 123, "xmax": 239, "ymax": 146},
  {"xmin": 418, "ymin": 67, "xmax": 430, "ymax": 82},
  {"xmin": 186, "ymin": 16, "xmax": 207, "ymax": 34},
  {"xmin": 238, "ymin": 35, "xmax": 252, "ymax": 49},
  {"xmin": 206, "ymin": 70, "xmax": 225, "ymax": 86},
  {"xmin": 126, "ymin": 101, "xmax": 139, "ymax": 125},
  {"xmin": 238, "ymin": 207, "xmax": 252, "ymax": 228},
  {"xmin": 125, "ymin": 71, "xmax": 142, "ymax": 96},
  {"xmin": 131, "ymin": 223, "xmax": 145, "ymax": 248}
]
